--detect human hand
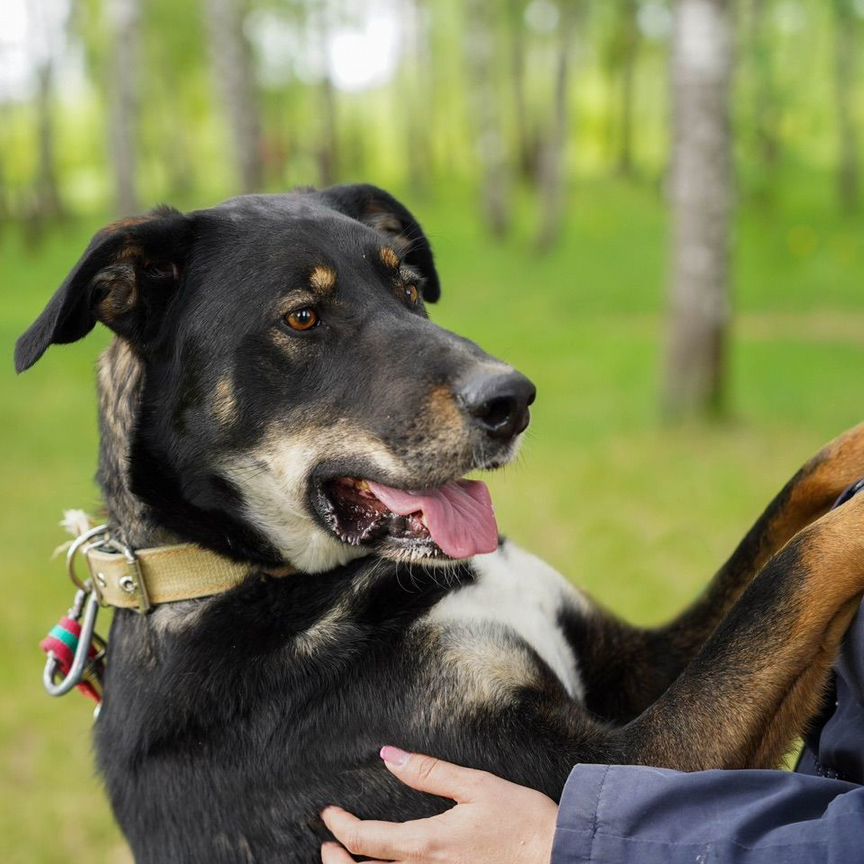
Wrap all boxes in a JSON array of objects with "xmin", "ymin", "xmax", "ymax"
[{"xmin": 320, "ymin": 746, "xmax": 558, "ymax": 864}]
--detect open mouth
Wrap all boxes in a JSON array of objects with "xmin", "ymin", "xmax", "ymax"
[{"xmin": 316, "ymin": 477, "xmax": 499, "ymax": 560}]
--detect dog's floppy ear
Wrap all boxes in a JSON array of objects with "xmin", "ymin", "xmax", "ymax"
[
  {"xmin": 317, "ymin": 184, "xmax": 441, "ymax": 302},
  {"xmin": 15, "ymin": 206, "xmax": 194, "ymax": 373}
]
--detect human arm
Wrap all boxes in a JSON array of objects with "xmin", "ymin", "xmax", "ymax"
[{"xmin": 552, "ymin": 763, "xmax": 863, "ymax": 864}]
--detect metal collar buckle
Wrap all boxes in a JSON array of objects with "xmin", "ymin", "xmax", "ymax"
[{"xmin": 69, "ymin": 525, "xmax": 151, "ymax": 614}]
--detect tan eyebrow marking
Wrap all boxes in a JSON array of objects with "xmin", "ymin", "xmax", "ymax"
[
  {"xmin": 379, "ymin": 246, "xmax": 400, "ymax": 270},
  {"xmin": 213, "ymin": 375, "xmax": 239, "ymax": 427},
  {"xmin": 309, "ymin": 265, "xmax": 337, "ymax": 293}
]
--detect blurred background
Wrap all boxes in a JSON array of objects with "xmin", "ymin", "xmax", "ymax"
[{"xmin": 1, "ymin": 0, "xmax": 863, "ymax": 859}]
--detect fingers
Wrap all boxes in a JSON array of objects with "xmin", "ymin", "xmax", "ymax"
[
  {"xmin": 320, "ymin": 841, "xmax": 389, "ymax": 864},
  {"xmin": 320, "ymin": 842, "xmax": 358, "ymax": 864},
  {"xmin": 379, "ymin": 745, "xmax": 486, "ymax": 802},
  {"xmin": 321, "ymin": 806, "xmax": 413, "ymax": 861}
]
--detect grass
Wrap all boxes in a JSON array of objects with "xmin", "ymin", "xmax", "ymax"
[{"xmin": 1, "ymin": 171, "xmax": 863, "ymax": 861}]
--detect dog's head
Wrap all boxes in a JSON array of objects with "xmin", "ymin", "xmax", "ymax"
[{"xmin": 16, "ymin": 185, "xmax": 534, "ymax": 572}]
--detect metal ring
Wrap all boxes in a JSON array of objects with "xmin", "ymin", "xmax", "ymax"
[{"xmin": 66, "ymin": 524, "xmax": 110, "ymax": 591}]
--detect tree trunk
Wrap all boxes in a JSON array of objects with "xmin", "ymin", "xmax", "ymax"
[
  {"xmin": 27, "ymin": 0, "xmax": 65, "ymax": 225},
  {"xmin": 508, "ymin": 0, "xmax": 537, "ymax": 180},
  {"xmin": 465, "ymin": 0, "xmax": 511, "ymax": 238},
  {"xmin": 616, "ymin": 0, "xmax": 640, "ymax": 178},
  {"xmin": 663, "ymin": 0, "xmax": 734, "ymax": 419},
  {"xmin": 749, "ymin": 0, "xmax": 780, "ymax": 172},
  {"xmin": 107, "ymin": 0, "xmax": 141, "ymax": 216},
  {"xmin": 403, "ymin": 0, "xmax": 434, "ymax": 190},
  {"xmin": 833, "ymin": 0, "xmax": 860, "ymax": 213},
  {"xmin": 535, "ymin": 0, "xmax": 577, "ymax": 252},
  {"xmin": 309, "ymin": 0, "xmax": 339, "ymax": 187},
  {"xmin": 34, "ymin": 63, "xmax": 64, "ymax": 220},
  {"xmin": 203, "ymin": 0, "xmax": 264, "ymax": 193}
]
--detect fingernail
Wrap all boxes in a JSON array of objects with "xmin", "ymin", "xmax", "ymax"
[{"xmin": 380, "ymin": 745, "xmax": 411, "ymax": 767}]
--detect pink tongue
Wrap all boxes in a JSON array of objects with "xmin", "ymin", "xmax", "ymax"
[{"xmin": 367, "ymin": 480, "xmax": 499, "ymax": 559}]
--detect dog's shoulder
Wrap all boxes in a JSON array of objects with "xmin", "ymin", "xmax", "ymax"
[{"xmin": 418, "ymin": 540, "xmax": 594, "ymax": 701}]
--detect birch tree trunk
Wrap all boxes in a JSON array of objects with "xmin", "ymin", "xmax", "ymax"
[
  {"xmin": 203, "ymin": 0, "xmax": 264, "ymax": 193},
  {"xmin": 663, "ymin": 0, "xmax": 734, "ymax": 419},
  {"xmin": 749, "ymin": 0, "xmax": 780, "ymax": 173},
  {"xmin": 309, "ymin": 0, "xmax": 339, "ymax": 187},
  {"xmin": 535, "ymin": 0, "xmax": 577, "ymax": 252},
  {"xmin": 616, "ymin": 0, "xmax": 640, "ymax": 178},
  {"xmin": 34, "ymin": 62, "xmax": 64, "ymax": 220},
  {"xmin": 29, "ymin": 0, "xmax": 65, "ymax": 222},
  {"xmin": 465, "ymin": 0, "xmax": 511, "ymax": 238},
  {"xmin": 403, "ymin": 0, "xmax": 434, "ymax": 190},
  {"xmin": 107, "ymin": 0, "xmax": 141, "ymax": 216},
  {"xmin": 508, "ymin": 0, "xmax": 537, "ymax": 180},
  {"xmin": 833, "ymin": 0, "xmax": 860, "ymax": 213}
]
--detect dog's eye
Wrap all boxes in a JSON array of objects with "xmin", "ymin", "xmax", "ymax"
[
  {"xmin": 284, "ymin": 308, "xmax": 320, "ymax": 332},
  {"xmin": 403, "ymin": 285, "xmax": 420, "ymax": 306}
]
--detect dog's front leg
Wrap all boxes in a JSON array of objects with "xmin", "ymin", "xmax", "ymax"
[
  {"xmin": 569, "ymin": 422, "xmax": 864, "ymax": 723},
  {"xmin": 607, "ymin": 492, "xmax": 864, "ymax": 771}
]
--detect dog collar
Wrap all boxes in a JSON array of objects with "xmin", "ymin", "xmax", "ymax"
[
  {"xmin": 70, "ymin": 524, "xmax": 293, "ymax": 614},
  {"xmin": 41, "ymin": 522, "xmax": 295, "ymax": 706}
]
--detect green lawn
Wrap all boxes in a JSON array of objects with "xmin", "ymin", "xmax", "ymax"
[{"xmin": 1, "ymin": 173, "xmax": 863, "ymax": 862}]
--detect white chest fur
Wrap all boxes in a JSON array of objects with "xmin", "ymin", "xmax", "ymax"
[{"xmin": 425, "ymin": 542, "xmax": 589, "ymax": 700}]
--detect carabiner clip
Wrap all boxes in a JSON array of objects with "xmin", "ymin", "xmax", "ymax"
[{"xmin": 42, "ymin": 588, "xmax": 101, "ymax": 698}]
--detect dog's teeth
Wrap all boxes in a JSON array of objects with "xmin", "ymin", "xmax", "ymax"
[{"xmin": 356, "ymin": 480, "xmax": 370, "ymax": 492}]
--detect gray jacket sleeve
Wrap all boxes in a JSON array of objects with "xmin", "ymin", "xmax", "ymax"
[{"xmin": 551, "ymin": 764, "xmax": 864, "ymax": 864}]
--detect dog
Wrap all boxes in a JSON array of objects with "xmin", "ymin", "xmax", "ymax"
[{"xmin": 16, "ymin": 184, "xmax": 864, "ymax": 863}]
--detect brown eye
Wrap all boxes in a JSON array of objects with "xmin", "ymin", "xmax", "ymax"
[
  {"xmin": 285, "ymin": 307, "xmax": 319, "ymax": 331},
  {"xmin": 404, "ymin": 284, "xmax": 420, "ymax": 305}
]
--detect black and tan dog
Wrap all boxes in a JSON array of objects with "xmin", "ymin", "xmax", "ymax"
[{"xmin": 15, "ymin": 185, "xmax": 864, "ymax": 862}]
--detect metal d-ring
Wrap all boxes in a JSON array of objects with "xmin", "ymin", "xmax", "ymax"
[
  {"xmin": 42, "ymin": 588, "xmax": 101, "ymax": 697},
  {"xmin": 66, "ymin": 524, "xmax": 110, "ymax": 592}
]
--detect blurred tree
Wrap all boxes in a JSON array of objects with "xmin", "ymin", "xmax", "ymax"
[
  {"xmin": 663, "ymin": 0, "xmax": 734, "ymax": 419},
  {"xmin": 535, "ymin": 0, "xmax": 578, "ymax": 252},
  {"xmin": 311, "ymin": 0, "xmax": 339, "ymax": 187},
  {"xmin": 107, "ymin": 0, "xmax": 141, "ymax": 215},
  {"xmin": 507, "ymin": 0, "xmax": 540, "ymax": 180},
  {"xmin": 465, "ymin": 0, "xmax": 512, "ymax": 238},
  {"xmin": 603, "ymin": 0, "xmax": 641, "ymax": 179},
  {"xmin": 203, "ymin": 0, "xmax": 264, "ymax": 193},
  {"xmin": 145, "ymin": 0, "xmax": 210, "ymax": 200},
  {"xmin": 833, "ymin": 0, "xmax": 860, "ymax": 213},
  {"xmin": 747, "ymin": 0, "xmax": 781, "ymax": 175},
  {"xmin": 30, "ymin": 0, "xmax": 67, "ymax": 223}
]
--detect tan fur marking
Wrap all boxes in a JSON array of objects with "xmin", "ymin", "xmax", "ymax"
[
  {"xmin": 758, "ymin": 423, "xmax": 864, "ymax": 570},
  {"xmin": 409, "ymin": 624, "xmax": 543, "ymax": 729},
  {"xmin": 442, "ymin": 632, "xmax": 540, "ymax": 704},
  {"xmin": 294, "ymin": 602, "xmax": 354, "ymax": 657},
  {"xmin": 213, "ymin": 376, "xmax": 239, "ymax": 427},
  {"xmin": 379, "ymin": 246, "xmax": 400, "ymax": 270},
  {"xmin": 98, "ymin": 339, "xmax": 174, "ymax": 547},
  {"xmin": 309, "ymin": 265, "xmax": 337, "ymax": 293},
  {"xmin": 93, "ymin": 264, "xmax": 137, "ymax": 323},
  {"xmin": 221, "ymin": 423, "xmax": 405, "ymax": 572},
  {"xmin": 427, "ymin": 385, "xmax": 463, "ymax": 431},
  {"xmin": 365, "ymin": 209, "xmax": 410, "ymax": 250}
]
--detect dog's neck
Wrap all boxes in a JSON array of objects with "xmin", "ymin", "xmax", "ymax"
[{"xmin": 97, "ymin": 339, "xmax": 176, "ymax": 549}]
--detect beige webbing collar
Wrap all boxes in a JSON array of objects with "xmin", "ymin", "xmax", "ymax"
[{"xmin": 83, "ymin": 541, "xmax": 294, "ymax": 612}]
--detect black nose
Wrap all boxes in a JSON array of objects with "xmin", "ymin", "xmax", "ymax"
[{"xmin": 457, "ymin": 370, "xmax": 536, "ymax": 440}]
